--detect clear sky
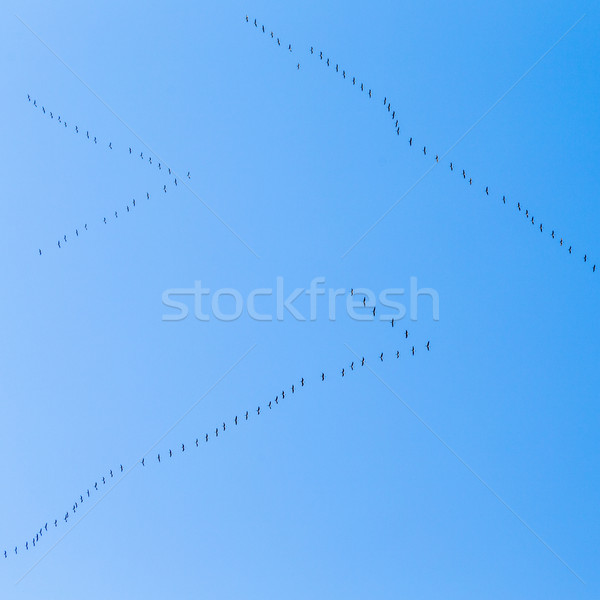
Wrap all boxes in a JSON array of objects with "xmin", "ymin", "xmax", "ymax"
[{"xmin": 0, "ymin": 1, "xmax": 599, "ymax": 598}]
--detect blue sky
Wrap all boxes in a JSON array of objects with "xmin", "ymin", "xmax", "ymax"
[{"xmin": 0, "ymin": 1, "xmax": 598, "ymax": 598}]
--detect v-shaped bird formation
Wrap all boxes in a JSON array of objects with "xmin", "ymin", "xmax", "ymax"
[{"xmin": 26, "ymin": 94, "xmax": 191, "ymax": 256}]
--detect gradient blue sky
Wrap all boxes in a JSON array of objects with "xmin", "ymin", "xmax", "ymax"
[{"xmin": 1, "ymin": 1, "xmax": 599, "ymax": 598}]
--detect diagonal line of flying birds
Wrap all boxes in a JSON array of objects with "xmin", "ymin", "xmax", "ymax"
[
  {"xmin": 26, "ymin": 94, "xmax": 191, "ymax": 256},
  {"xmin": 3, "ymin": 335, "xmax": 431, "ymax": 561},
  {"xmin": 246, "ymin": 17, "xmax": 596, "ymax": 276}
]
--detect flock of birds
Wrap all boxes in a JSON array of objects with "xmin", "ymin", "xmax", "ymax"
[
  {"xmin": 247, "ymin": 16, "xmax": 597, "ymax": 275},
  {"xmin": 28, "ymin": 19, "xmax": 596, "ymax": 273},
  {"xmin": 26, "ymin": 94, "xmax": 191, "ymax": 256},
  {"xmin": 14, "ymin": 13, "xmax": 591, "ymax": 565},
  {"xmin": 4, "ymin": 333, "xmax": 430, "ymax": 560}
]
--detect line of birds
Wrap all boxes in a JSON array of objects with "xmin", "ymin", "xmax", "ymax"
[
  {"xmin": 247, "ymin": 17, "xmax": 596, "ymax": 275},
  {"xmin": 246, "ymin": 16, "xmax": 299, "ymax": 68},
  {"xmin": 26, "ymin": 94, "xmax": 191, "ymax": 256},
  {"xmin": 3, "ymin": 337, "xmax": 430, "ymax": 561}
]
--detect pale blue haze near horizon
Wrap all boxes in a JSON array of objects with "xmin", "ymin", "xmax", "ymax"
[{"xmin": 0, "ymin": 1, "xmax": 599, "ymax": 598}]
